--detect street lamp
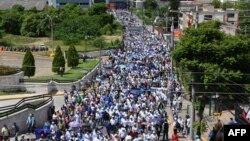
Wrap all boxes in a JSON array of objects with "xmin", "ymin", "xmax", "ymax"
[
  {"xmin": 99, "ymin": 40, "xmax": 102, "ymax": 75},
  {"xmin": 47, "ymin": 14, "xmax": 57, "ymax": 57},
  {"xmin": 85, "ymin": 36, "xmax": 88, "ymax": 53}
]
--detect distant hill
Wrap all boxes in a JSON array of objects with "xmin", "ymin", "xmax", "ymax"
[{"xmin": 0, "ymin": 0, "xmax": 47, "ymax": 10}]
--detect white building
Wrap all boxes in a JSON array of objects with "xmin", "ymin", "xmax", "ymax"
[
  {"xmin": 179, "ymin": 4, "xmax": 239, "ymax": 35},
  {"xmin": 48, "ymin": 0, "xmax": 93, "ymax": 8}
]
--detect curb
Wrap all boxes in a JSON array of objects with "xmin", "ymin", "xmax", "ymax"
[{"xmin": 0, "ymin": 93, "xmax": 64, "ymax": 101}]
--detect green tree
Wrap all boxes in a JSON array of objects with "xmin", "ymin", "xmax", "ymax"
[
  {"xmin": 236, "ymin": 0, "xmax": 250, "ymax": 37},
  {"xmin": 1, "ymin": 11, "xmax": 22, "ymax": 35},
  {"xmin": 198, "ymin": 20, "xmax": 221, "ymax": 29},
  {"xmin": 12, "ymin": 4, "xmax": 25, "ymax": 12},
  {"xmin": 144, "ymin": 0, "xmax": 158, "ymax": 10},
  {"xmin": 22, "ymin": 49, "xmax": 35, "ymax": 78},
  {"xmin": 20, "ymin": 13, "xmax": 48, "ymax": 37},
  {"xmin": 67, "ymin": 45, "xmax": 79, "ymax": 68},
  {"xmin": 52, "ymin": 45, "xmax": 65, "ymax": 75},
  {"xmin": 212, "ymin": 0, "xmax": 221, "ymax": 8},
  {"xmin": 221, "ymin": 1, "xmax": 235, "ymax": 9},
  {"xmin": 172, "ymin": 22, "xmax": 250, "ymax": 136},
  {"xmin": 88, "ymin": 3, "xmax": 107, "ymax": 16}
]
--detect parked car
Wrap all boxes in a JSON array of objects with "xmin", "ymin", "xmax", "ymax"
[{"xmin": 37, "ymin": 44, "xmax": 48, "ymax": 51}]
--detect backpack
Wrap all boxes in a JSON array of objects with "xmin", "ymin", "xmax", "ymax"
[{"xmin": 176, "ymin": 122, "xmax": 181, "ymax": 129}]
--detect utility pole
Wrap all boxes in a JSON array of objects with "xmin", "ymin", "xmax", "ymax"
[
  {"xmin": 47, "ymin": 14, "xmax": 57, "ymax": 56},
  {"xmin": 190, "ymin": 78, "xmax": 195, "ymax": 141},
  {"xmin": 99, "ymin": 40, "xmax": 102, "ymax": 75},
  {"xmin": 195, "ymin": 6, "xmax": 199, "ymax": 29},
  {"xmin": 188, "ymin": 6, "xmax": 199, "ymax": 141}
]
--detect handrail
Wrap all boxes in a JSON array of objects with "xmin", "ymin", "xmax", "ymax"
[{"xmin": 0, "ymin": 94, "xmax": 53, "ymax": 118}]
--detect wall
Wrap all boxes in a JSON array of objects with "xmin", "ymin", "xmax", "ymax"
[
  {"xmin": 47, "ymin": 63, "xmax": 100, "ymax": 93},
  {"xmin": 79, "ymin": 49, "xmax": 113, "ymax": 58},
  {"xmin": 0, "ymin": 72, "xmax": 25, "ymax": 91},
  {"xmin": 0, "ymin": 99, "xmax": 53, "ymax": 135}
]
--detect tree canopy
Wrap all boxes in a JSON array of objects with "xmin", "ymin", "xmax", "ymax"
[
  {"xmin": 22, "ymin": 49, "xmax": 35, "ymax": 78},
  {"xmin": 144, "ymin": 0, "xmax": 158, "ymax": 10},
  {"xmin": 0, "ymin": 3, "xmax": 118, "ymax": 45},
  {"xmin": 88, "ymin": 3, "xmax": 107, "ymax": 16},
  {"xmin": 172, "ymin": 20, "xmax": 250, "ymax": 136},
  {"xmin": 173, "ymin": 21, "xmax": 250, "ymax": 86},
  {"xmin": 52, "ymin": 45, "xmax": 65, "ymax": 74},
  {"xmin": 67, "ymin": 45, "xmax": 79, "ymax": 68}
]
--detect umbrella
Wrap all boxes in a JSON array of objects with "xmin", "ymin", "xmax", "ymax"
[
  {"xmin": 96, "ymin": 77, "xmax": 103, "ymax": 82},
  {"xmin": 69, "ymin": 121, "xmax": 80, "ymax": 128},
  {"xmin": 130, "ymin": 88, "xmax": 144, "ymax": 95},
  {"xmin": 119, "ymin": 64, "xmax": 126, "ymax": 70}
]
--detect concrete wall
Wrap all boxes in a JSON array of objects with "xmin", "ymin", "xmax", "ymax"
[
  {"xmin": 0, "ymin": 71, "xmax": 25, "ymax": 91},
  {"xmin": 79, "ymin": 49, "xmax": 113, "ymax": 58},
  {"xmin": 47, "ymin": 63, "xmax": 100, "ymax": 93},
  {"xmin": 0, "ymin": 99, "xmax": 53, "ymax": 135}
]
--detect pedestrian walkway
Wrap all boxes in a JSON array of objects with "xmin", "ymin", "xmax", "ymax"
[{"xmin": 0, "ymin": 92, "xmax": 63, "ymax": 101}]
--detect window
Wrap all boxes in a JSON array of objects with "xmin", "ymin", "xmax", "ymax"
[
  {"xmin": 227, "ymin": 13, "xmax": 235, "ymax": 18},
  {"xmin": 204, "ymin": 15, "xmax": 213, "ymax": 20},
  {"xmin": 60, "ymin": 3, "xmax": 66, "ymax": 5}
]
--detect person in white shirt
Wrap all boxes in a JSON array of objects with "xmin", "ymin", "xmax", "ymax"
[
  {"xmin": 125, "ymin": 135, "xmax": 132, "ymax": 141},
  {"xmin": 118, "ymin": 128, "xmax": 127, "ymax": 140},
  {"xmin": 178, "ymin": 95, "xmax": 183, "ymax": 110},
  {"xmin": 50, "ymin": 122, "xmax": 58, "ymax": 136}
]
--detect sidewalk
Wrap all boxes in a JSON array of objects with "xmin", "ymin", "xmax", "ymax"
[
  {"xmin": 166, "ymin": 98, "xmax": 209, "ymax": 141},
  {"xmin": 167, "ymin": 99, "xmax": 192, "ymax": 141}
]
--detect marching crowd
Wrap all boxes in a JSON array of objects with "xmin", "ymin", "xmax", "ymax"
[{"xmin": 1, "ymin": 10, "xmax": 191, "ymax": 141}]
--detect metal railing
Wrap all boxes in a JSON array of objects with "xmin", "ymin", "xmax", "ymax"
[{"xmin": 0, "ymin": 94, "xmax": 53, "ymax": 118}]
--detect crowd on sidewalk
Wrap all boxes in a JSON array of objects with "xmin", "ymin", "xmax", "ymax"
[{"xmin": 1, "ymin": 10, "xmax": 188, "ymax": 141}]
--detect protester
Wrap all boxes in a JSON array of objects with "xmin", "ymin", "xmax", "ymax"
[
  {"xmin": 11, "ymin": 122, "xmax": 19, "ymax": 141},
  {"xmin": 26, "ymin": 10, "xmax": 179, "ymax": 141},
  {"xmin": 162, "ymin": 118, "xmax": 169, "ymax": 141},
  {"xmin": 1, "ymin": 124, "xmax": 10, "ymax": 141},
  {"xmin": 172, "ymin": 129, "xmax": 179, "ymax": 141},
  {"xmin": 227, "ymin": 117, "xmax": 237, "ymax": 125},
  {"xmin": 26, "ymin": 113, "xmax": 36, "ymax": 133}
]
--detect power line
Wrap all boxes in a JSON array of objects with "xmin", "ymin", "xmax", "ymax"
[{"xmin": 180, "ymin": 71, "xmax": 250, "ymax": 76}]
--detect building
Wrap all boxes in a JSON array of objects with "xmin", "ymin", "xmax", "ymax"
[
  {"xmin": 48, "ymin": 0, "xmax": 93, "ymax": 8},
  {"xmin": 132, "ymin": 0, "xmax": 144, "ymax": 8},
  {"xmin": 0, "ymin": 0, "xmax": 48, "ymax": 10},
  {"xmin": 107, "ymin": 0, "xmax": 129, "ymax": 10},
  {"xmin": 179, "ymin": 4, "xmax": 239, "ymax": 35}
]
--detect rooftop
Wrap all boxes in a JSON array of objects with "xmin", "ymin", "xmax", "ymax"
[{"xmin": 0, "ymin": 0, "xmax": 47, "ymax": 10}]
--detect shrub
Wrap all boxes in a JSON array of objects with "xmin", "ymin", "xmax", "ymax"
[{"xmin": 0, "ymin": 65, "xmax": 20, "ymax": 76}]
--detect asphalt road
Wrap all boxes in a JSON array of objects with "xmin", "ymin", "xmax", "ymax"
[{"xmin": 0, "ymin": 52, "xmax": 53, "ymax": 77}]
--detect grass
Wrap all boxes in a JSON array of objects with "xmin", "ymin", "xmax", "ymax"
[
  {"xmin": 24, "ymin": 59, "xmax": 99, "ymax": 83},
  {"xmin": 0, "ymin": 34, "xmax": 122, "ymax": 54}
]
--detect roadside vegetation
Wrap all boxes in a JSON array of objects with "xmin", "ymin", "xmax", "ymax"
[
  {"xmin": 24, "ymin": 59, "xmax": 99, "ymax": 83},
  {"xmin": 0, "ymin": 65, "xmax": 20, "ymax": 76},
  {"xmin": 0, "ymin": 3, "xmax": 123, "ymax": 52}
]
